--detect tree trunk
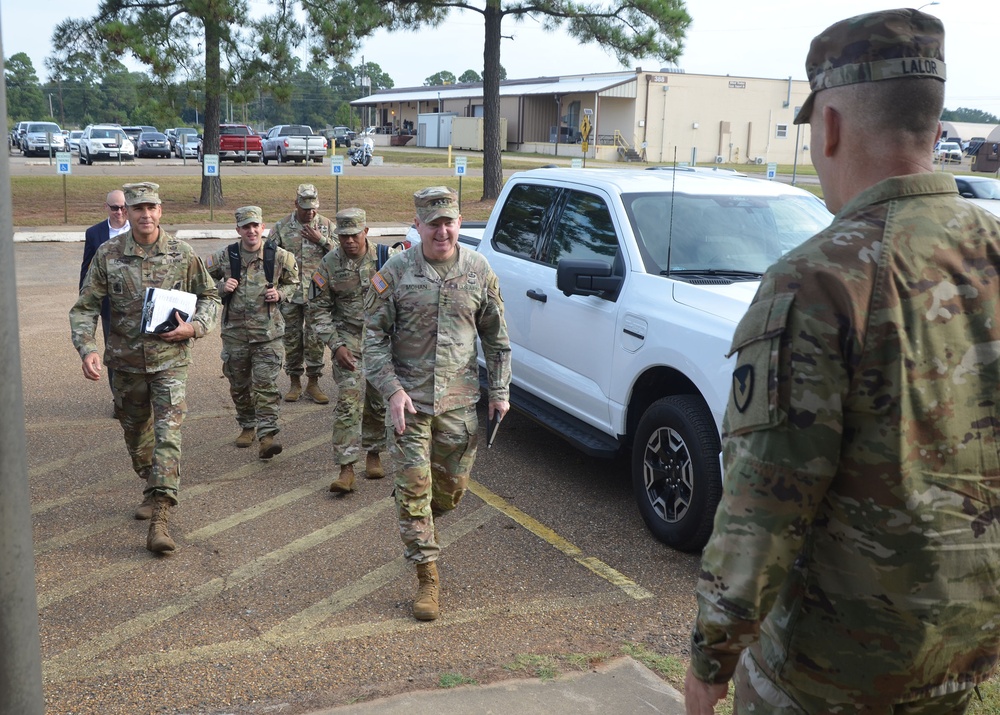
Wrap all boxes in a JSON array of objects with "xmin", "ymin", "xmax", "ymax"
[
  {"xmin": 481, "ymin": 1, "xmax": 503, "ymax": 200},
  {"xmin": 199, "ymin": 18, "xmax": 223, "ymax": 207}
]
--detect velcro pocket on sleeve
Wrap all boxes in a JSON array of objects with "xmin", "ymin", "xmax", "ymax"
[{"xmin": 724, "ymin": 293, "xmax": 793, "ymax": 435}]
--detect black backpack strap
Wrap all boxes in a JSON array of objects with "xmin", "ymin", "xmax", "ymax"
[
  {"xmin": 227, "ymin": 241, "xmax": 242, "ymax": 282},
  {"xmin": 222, "ymin": 241, "xmax": 241, "ymax": 322},
  {"xmin": 263, "ymin": 239, "xmax": 276, "ymax": 284}
]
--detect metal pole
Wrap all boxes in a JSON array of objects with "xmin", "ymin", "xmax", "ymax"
[{"xmin": 0, "ymin": 35, "xmax": 46, "ymax": 715}]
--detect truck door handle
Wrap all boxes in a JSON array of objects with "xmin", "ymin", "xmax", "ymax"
[{"xmin": 526, "ymin": 289, "xmax": 547, "ymax": 303}]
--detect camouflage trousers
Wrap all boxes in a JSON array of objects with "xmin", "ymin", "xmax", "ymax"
[
  {"xmin": 733, "ymin": 647, "xmax": 975, "ymax": 715},
  {"xmin": 331, "ymin": 354, "xmax": 386, "ymax": 464},
  {"xmin": 279, "ymin": 302, "xmax": 325, "ymax": 377},
  {"xmin": 221, "ymin": 337, "xmax": 284, "ymax": 438},
  {"xmin": 112, "ymin": 367, "xmax": 188, "ymax": 505},
  {"xmin": 388, "ymin": 404, "xmax": 479, "ymax": 564}
]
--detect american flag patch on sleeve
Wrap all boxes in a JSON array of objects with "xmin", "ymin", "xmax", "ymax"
[
  {"xmin": 371, "ymin": 271, "xmax": 389, "ymax": 294},
  {"xmin": 312, "ymin": 271, "xmax": 326, "ymax": 289},
  {"xmin": 205, "ymin": 253, "xmax": 215, "ymax": 270}
]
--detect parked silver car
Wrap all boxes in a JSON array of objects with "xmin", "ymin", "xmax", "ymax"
[{"xmin": 21, "ymin": 122, "xmax": 67, "ymax": 157}]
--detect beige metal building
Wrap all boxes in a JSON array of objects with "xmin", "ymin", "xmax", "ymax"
[{"xmin": 352, "ymin": 68, "xmax": 814, "ymax": 167}]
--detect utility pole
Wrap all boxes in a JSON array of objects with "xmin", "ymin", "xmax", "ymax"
[{"xmin": 0, "ymin": 35, "xmax": 46, "ymax": 715}]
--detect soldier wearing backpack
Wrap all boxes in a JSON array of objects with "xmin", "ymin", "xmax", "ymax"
[
  {"xmin": 205, "ymin": 206, "xmax": 300, "ymax": 459},
  {"xmin": 310, "ymin": 208, "xmax": 400, "ymax": 492}
]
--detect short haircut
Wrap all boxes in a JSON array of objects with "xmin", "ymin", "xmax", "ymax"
[{"xmin": 845, "ymin": 77, "xmax": 944, "ymax": 137}]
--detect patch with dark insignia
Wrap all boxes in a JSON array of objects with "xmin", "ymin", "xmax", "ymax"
[{"xmin": 732, "ymin": 364, "xmax": 754, "ymax": 413}]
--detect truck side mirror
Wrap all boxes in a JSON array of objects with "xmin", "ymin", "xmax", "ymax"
[{"xmin": 556, "ymin": 259, "xmax": 622, "ymax": 298}]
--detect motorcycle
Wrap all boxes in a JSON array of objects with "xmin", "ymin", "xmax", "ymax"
[{"xmin": 347, "ymin": 137, "xmax": 374, "ymax": 167}]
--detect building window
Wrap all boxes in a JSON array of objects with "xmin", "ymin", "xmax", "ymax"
[{"xmin": 776, "ymin": 123, "xmax": 788, "ymax": 139}]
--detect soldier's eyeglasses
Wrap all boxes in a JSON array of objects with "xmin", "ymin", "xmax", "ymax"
[{"xmin": 107, "ymin": 204, "xmax": 126, "ymax": 212}]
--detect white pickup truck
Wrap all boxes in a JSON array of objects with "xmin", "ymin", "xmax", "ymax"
[
  {"xmin": 462, "ymin": 167, "xmax": 832, "ymax": 551},
  {"xmin": 261, "ymin": 124, "xmax": 327, "ymax": 164}
]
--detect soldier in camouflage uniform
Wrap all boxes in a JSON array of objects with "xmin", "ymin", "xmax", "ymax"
[
  {"xmin": 686, "ymin": 10, "xmax": 1000, "ymax": 715},
  {"xmin": 269, "ymin": 184, "xmax": 335, "ymax": 404},
  {"xmin": 205, "ymin": 206, "xmax": 299, "ymax": 460},
  {"xmin": 70, "ymin": 182, "xmax": 220, "ymax": 555},
  {"xmin": 365, "ymin": 186, "xmax": 511, "ymax": 622},
  {"xmin": 309, "ymin": 208, "xmax": 393, "ymax": 493}
]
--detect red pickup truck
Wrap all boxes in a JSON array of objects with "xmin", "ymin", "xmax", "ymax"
[{"xmin": 204, "ymin": 124, "xmax": 263, "ymax": 163}]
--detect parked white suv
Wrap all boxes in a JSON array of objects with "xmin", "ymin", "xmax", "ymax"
[{"xmin": 79, "ymin": 124, "xmax": 135, "ymax": 165}]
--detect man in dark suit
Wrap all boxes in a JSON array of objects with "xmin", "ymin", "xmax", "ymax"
[{"xmin": 80, "ymin": 189, "xmax": 130, "ymax": 396}]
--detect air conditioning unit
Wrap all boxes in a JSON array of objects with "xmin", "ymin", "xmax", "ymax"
[
  {"xmin": 714, "ymin": 155, "xmax": 723, "ymax": 163},
  {"xmin": 754, "ymin": 156, "xmax": 765, "ymax": 165}
]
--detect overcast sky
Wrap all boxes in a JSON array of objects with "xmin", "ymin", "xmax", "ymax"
[{"xmin": 3, "ymin": 0, "xmax": 996, "ymax": 117}]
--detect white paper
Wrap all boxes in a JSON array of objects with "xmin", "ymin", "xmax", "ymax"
[{"xmin": 142, "ymin": 287, "xmax": 198, "ymax": 334}]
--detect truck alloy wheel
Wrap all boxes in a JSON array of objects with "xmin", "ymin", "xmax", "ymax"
[{"xmin": 631, "ymin": 395, "xmax": 722, "ymax": 552}]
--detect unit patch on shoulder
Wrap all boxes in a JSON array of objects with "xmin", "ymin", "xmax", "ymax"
[
  {"xmin": 371, "ymin": 271, "xmax": 389, "ymax": 294},
  {"xmin": 732, "ymin": 364, "xmax": 754, "ymax": 413}
]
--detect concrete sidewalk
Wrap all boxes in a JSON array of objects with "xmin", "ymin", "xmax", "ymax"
[{"xmin": 304, "ymin": 657, "xmax": 686, "ymax": 715}]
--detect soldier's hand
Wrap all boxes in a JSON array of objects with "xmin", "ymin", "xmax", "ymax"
[
  {"xmin": 301, "ymin": 225, "xmax": 323, "ymax": 244},
  {"xmin": 333, "ymin": 346, "xmax": 357, "ymax": 371},
  {"xmin": 82, "ymin": 352, "xmax": 102, "ymax": 381},
  {"xmin": 389, "ymin": 389, "xmax": 416, "ymax": 434},
  {"xmin": 160, "ymin": 311, "xmax": 196, "ymax": 342},
  {"xmin": 263, "ymin": 285, "xmax": 280, "ymax": 303},
  {"xmin": 223, "ymin": 278, "xmax": 239, "ymax": 294},
  {"xmin": 683, "ymin": 667, "xmax": 728, "ymax": 715},
  {"xmin": 488, "ymin": 400, "xmax": 509, "ymax": 422}
]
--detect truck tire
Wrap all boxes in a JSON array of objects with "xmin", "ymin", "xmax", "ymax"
[
  {"xmin": 276, "ymin": 149, "xmax": 284, "ymax": 164},
  {"xmin": 631, "ymin": 395, "xmax": 722, "ymax": 552},
  {"xmin": 262, "ymin": 153, "xmax": 268, "ymax": 165}
]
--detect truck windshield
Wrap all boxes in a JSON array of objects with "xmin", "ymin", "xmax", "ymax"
[
  {"xmin": 221, "ymin": 126, "xmax": 251, "ymax": 136},
  {"xmin": 624, "ymin": 192, "xmax": 832, "ymax": 276}
]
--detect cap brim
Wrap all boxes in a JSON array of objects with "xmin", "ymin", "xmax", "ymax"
[
  {"xmin": 794, "ymin": 92, "xmax": 816, "ymax": 125},
  {"xmin": 418, "ymin": 209, "xmax": 460, "ymax": 223},
  {"xmin": 336, "ymin": 228, "xmax": 363, "ymax": 236}
]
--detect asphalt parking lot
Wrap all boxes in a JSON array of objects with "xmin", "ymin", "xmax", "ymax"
[{"xmin": 16, "ymin": 237, "xmax": 701, "ymax": 714}]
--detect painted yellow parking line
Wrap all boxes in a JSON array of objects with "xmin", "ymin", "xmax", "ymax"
[
  {"xmin": 42, "ymin": 497, "xmax": 396, "ymax": 679},
  {"xmin": 468, "ymin": 479, "xmax": 654, "ymax": 601}
]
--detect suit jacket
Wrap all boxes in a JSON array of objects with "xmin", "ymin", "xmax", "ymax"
[{"xmin": 81, "ymin": 219, "xmax": 113, "ymax": 336}]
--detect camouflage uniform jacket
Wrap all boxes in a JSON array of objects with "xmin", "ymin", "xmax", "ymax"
[
  {"xmin": 205, "ymin": 243, "xmax": 299, "ymax": 343},
  {"xmin": 309, "ymin": 240, "xmax": 392, "ymax": 353},
  {"xmin": 364, "ymin": 245, "xmax": 511, "ymax": 415},
  {"xmin": 269, "ymin": 213, "xmax": 334, "ymax": 304},
  {"xmin": 70, "ymin": 229, "xmax": 220, "ymax": 373},
  {"xmin": 691, "ymin": 172, "xmax": 1000, "ymax": 704}
]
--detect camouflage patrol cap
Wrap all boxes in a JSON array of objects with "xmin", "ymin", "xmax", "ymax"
[
  {"xmin": 794, "ymin": 8, "xmax": 946, "ymax": 125},
  {"xmin": 296, "ymin": 183, "xmax": 319, "ymax": 209},
  {"xmin": 414, "ymin": 186, "xmax": 460, "ymax": 223},
  {"xmin": 335, "ymin": 208, "xmax": 367, "ymax": 235},
  {"xmin": 235, "ymin": 205, "xmax": 263, "ymax": 227},
  {"xmin": 122, "ymin": 182, "xmax": 161, "ymax": 206}
]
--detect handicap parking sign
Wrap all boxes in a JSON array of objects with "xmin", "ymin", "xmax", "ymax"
[
  {"xmin": 203, "ymin": 154, "xmax": 219, "ymax": 177},
  {"xmin": 331, "ymin": 155, "xmax": 344, "ymax": 175},
  {"xmin": 56, "ymin": 152, "xmax": 72, "ymax": 175},
  {"xmin": 455, "ymin": 156, "xmax": 467, "ymax": 177}
]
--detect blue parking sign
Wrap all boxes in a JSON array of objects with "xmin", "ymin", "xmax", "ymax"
[{"xmin": 56, "ymin": 152, "xmax": 72, "ymax": 175}]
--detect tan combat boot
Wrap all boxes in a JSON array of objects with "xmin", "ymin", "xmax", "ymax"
[
  {"xmin": 305, "ymin": 376, "xmax": 329, "ymax": 404},
  {"xmin": 365, "ymin": 451, "xmax": 385, "ymax": 479},
  {"xmin": 235, "ymin": 427, "xmax": 255, "ymax": 448},
  {"xmin": 146, "ymin": 495, "xmax": 176, "ymax": 554},
  {"xmin": 284, "ymin": 375, "xmax": 302, "ymax": 402},
  {"xmin": 134, "ymin": 493, "xmax": 156, "ymax": 520},
  {"xmin": 329, "ymin": 463, "xmax": 356, "ymax": 493},
  {"xmin": 413, "ymin": 561, "xmax": 440, "ymax": 621},
  {"xmin": 259, "ymin": 434, "xmax": 283, "ymax": 460}
]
